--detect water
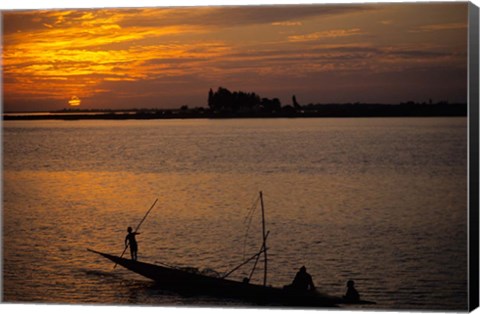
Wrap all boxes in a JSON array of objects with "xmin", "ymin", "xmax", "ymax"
[{"xmin": 2, "ymin": 118, "xmax": 468, "ymax": 310}]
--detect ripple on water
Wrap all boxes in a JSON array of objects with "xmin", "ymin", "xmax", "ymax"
[{"xmin": 2, "ymin": 118, "xmax": 468, "ymax": 310}]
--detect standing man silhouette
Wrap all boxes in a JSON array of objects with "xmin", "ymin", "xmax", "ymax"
[{"xmin": 125, "ymin": 227, "xmax": 140, "ymax": 261}]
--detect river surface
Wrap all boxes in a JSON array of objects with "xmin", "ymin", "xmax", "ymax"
[{"xmin": 2, "ymin": 118, "xmax": 468, "ymax": 310}]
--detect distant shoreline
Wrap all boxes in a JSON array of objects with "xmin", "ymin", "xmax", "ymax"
[
  {"xmin": 2, "ymin": 113, "xmax": 468, "ymax": 121},
  {"xmin": 4, "ymin": 88, "xmax": 468, "ymax": 120},
  {"xmin": 3, "ymin": 102, "xmax": 468, "ymax": 120},
  {"xmin": 3, "ymin": 103, "xmax": 468, "ymax": 120}
]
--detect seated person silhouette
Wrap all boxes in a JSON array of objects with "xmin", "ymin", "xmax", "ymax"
[
  {"xmin": 344, "ymin": 280, "xmax": 360, "ymax": 302},
  {"xmin": 289, "ymin": 266, "xmax": 316, "ymax": 291}
]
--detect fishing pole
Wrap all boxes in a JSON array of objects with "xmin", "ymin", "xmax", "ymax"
[{"xmin": 114, "ymin": 198, "xmax": 158, "ymax": 269}]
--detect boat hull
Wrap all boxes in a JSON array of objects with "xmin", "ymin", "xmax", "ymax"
[{"xmin": 87, "ymin": 249, "xmax": 340, "ymax": 307}]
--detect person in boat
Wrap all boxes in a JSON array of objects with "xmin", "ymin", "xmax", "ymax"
[
  {"xmin": 344, "ymin": 280, "xmax": 360, "ymax": 302},
  {"xmin": 288, "ymin": 266, "xmax": 316, "ymax": 291},
  {"xmin": 125, "ymin": 226, "xmax": 140, "ymax": 261}
]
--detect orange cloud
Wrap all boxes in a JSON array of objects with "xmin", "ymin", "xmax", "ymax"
[
  {"xmin": 288, "ymin": 28, "xmax": 364, "ymax": 42},
  {"xmin": 410, "ymin": 22, "xmax": 467, "ymax": 33},
  {"xmin": 1, "ymin": 4, "xmax": 468, "ymax": 110},
  {"xmin": 271, "ymin": 21, "xmax": 302, "ymax": 26},
  {"xmin": 2, "ymin": 9, "xmax": 225, "ymax": 103}
]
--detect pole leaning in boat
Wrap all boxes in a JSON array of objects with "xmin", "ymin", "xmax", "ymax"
[
  {"xmin": 260, "ymin": 191, "xmax": 268, "ymax": 286},
  {"xmin": 222, "ymin": 231, "xmax": 269, "ymax": 280},
  {"xmin": 114, "ymin": 198, "xmax": 158, "ymax": 269}
]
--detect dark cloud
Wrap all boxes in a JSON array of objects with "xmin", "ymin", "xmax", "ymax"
[
  {"xmin": 389, "ymin": 49, "xmax": 458, "ymax": 59},
  {"xmin": 2, "ymin": 4, "xmax": 374, "ymax": 36},
  {"xmin": 2, "ymin": 10, "xmax": 82, "ymax": 35},
  {"xmin": 1, "ymin": 3, "xmax": 468, "ymax": 111},
  {"xmin": 208, "ymin": 44, "xmax": 461, "ymax": 71},
  {"xmin": 118, "ymin": 4, "xmax": 374, "ymax": 29},
  {"xmin": 2, "ymin": 11, "xmax": 51, "ymax": 35}
]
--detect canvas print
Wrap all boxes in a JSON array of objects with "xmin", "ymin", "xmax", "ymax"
[{"xmin": 1, "ymin": 1, "xmax": 478, "ymax": 311}]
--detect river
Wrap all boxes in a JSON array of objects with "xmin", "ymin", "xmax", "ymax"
[{"xmin": 2, "ymin": 117, "xmax": 468, "ymax": 310}]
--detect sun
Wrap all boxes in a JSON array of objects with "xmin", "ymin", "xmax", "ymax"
[{"xmin": 68, "ymin": 96, "xmax": 81, "ymax": 106}]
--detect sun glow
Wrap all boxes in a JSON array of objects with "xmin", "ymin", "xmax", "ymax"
[
  {"xmin": 68, "ymin": 96, "xmax": 81, "ymax": 106},
  {"xmin": 1, "ymin": 4, "xmax": 469, "ymax": 111}
]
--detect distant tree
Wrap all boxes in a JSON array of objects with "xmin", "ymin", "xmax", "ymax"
[
  {"xmin": 272, "ymin": 98, "xmax": 281, "ymax": 112},
  {"xmin": 207, "ymin": 87, "xmax": 281, "ymax": 114},
  {"xmin": 208, "ymin": 88, "xmax": 214, "ymax": 110},
  {"xmin": 282, "ymin": 105, "xmax": 296, "ymax": 115},
  {"xmin": 261, "ymin": 97, "xmax": 281, "ymax": 113},
  {"xmin": 292, "ymin": 95, "xmax": 301, "ymax": 109},
  {"xmin": 214, "ymin": 87, "xmax": 233, "ymax": 112}
]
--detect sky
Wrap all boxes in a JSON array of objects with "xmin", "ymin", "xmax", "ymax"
[{"xmin": 1, "ymin": 2, "xmax": 469, "ymax": 111}]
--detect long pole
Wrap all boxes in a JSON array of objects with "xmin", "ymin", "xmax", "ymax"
[
  {"xmin": 260, "ymin": 191, "xmax": 267, "ymax": 286},
  {"xmin": 114, "ymin": 198, "xmax": 158, "ymax": 269},
  {"xmin": 133, "ymin": 198, "xmax": 159, "ymax": 234}
]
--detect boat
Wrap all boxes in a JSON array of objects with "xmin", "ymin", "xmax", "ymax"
[
  {"xmin": 88, "ymin": 248, "xmax": 344, "ymax": 307},
  {"xmin": 88, "ymin": 192, "xmax": 376, "ymax": 307}
]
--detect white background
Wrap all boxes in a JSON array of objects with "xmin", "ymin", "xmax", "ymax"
[{"xmin": 0, "ymin": 1, "xmax": 478, "ymax": 314}]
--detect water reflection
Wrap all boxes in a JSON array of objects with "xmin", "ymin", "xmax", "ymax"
[{"xmin": 2, "ymin": 118, "xmax": 468, "ymax": 310}]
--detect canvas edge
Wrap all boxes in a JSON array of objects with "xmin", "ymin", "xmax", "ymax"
[
  {"xmin": 0, "ymin": 2, "xmax": 476, "ymax": 313},
  {"xmin": 469, "ymin": 1, "xmax": 480, "ymax": 312}
]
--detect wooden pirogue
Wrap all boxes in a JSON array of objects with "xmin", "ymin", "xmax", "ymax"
[
  {"xmin": 88, "ymin": 192, "xmax": 376, "ymax": 307},
  {"xmin": 88, "ymin": 248, "xmax": 344, "ymax": 307}
]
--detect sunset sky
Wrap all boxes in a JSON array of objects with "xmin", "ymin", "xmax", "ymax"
[{"xmin": 1, "ymin": 2, "xmax": 469, "ymax": 111}]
